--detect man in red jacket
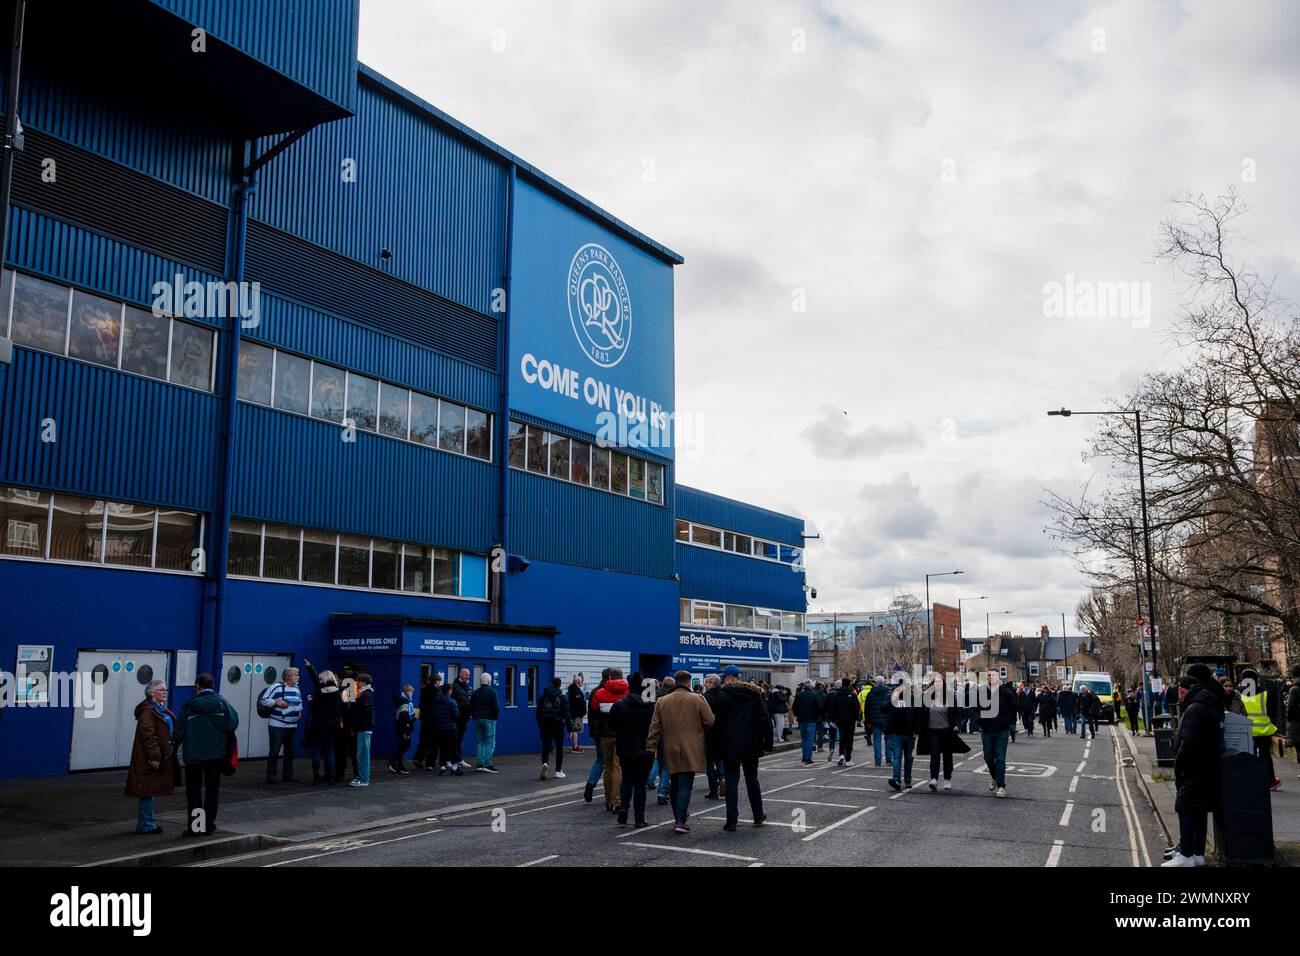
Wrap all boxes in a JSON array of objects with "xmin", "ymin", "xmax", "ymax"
[{"xmin": 589, "ymin": 670, "xmax": 630, "ymax": 812}]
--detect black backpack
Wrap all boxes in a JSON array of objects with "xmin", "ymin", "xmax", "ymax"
[
  {"xmin": 540, "ymin": 691, "xmax": 563, "ymax": 721},
  {"xmin": 256, "ymin": 683, "xmax": 282, "ymax": 719}
]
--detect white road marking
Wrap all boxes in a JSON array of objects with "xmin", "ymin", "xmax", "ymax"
[
  {"xmin": 1110, "ymin": 724, "xmax": 1151, "ymax": 867},
  {"xmin": 802, "ymin": 805, "xmax": 877, "ymax": 842},
  {"xmin": 517, "ymin": 854, "xmax": 559, "ymax": 867},
  {"xmin": 811, "ymin": 784, "xmax": 884, "ymax": 793},
  {"xmin": 1046, "ymin": 839, "xmax": 1065, "ymax": 867},
  {"xmin": 764, "ymin": 776, "xmax": 818, "ymax": 795},
  {"xmin": 264, "ymin": 827, "xmax": 444, "ymax": 867},
  {"xmin": 1068, "ymin": 775, "xmax": 1079, "ymax": 793},
  {"xmin": 1059, "ymin": 801, "xmax": 1074, "ymax": 827},
  {"xmin": 764, "ymin": 797, "xmax": 858, "ymax": 809},
  {"xmin": 1075, "ymin": 760, "xmax": 1087, "ymax": 773},
  {"xmin": 624, "ymin": 842, "xmax": 758, "ymax": 862},
  {"xmin": 509, "ymin": 800, "xmax": 584, "ymax": 816}
]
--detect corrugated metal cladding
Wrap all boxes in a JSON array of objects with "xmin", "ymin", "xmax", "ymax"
[
  {"xmin": 0, "ymin": 349, "xmax": 220, "ymax": 512},
  {"xmin": 13, "ymin": 130, "xmax": 228, "ymax": 275},
  {"xmin": 252, "ymin": 78, "xmax": 507, "ymax": 317},
  {"xmin": 676, "ymin": 543, "xmax": 807, "ymax": 611},
  {"xmin": 509, "ymin": 410, "xmax": 673, "ymax": 468},
  {"xmin": 244, "ymin": 221, "xmax": 497, "ymax": 370},
  {"xmin": 509, "ymin": 470, "xmax": 675, "ymax": 579},
  {"xmin": 6, "ymin": 208, "xmax": 225, "ymax": 333},
  {"xmin": 231, "ymin": 403, "xmax": 496, "ymax": 554},
  {"xmin": 11, "ymin": 61, "xmax": 233, "ymax": 206},
  {"xmin": 255, "ymin": 293, "xmax": 498, "ymax": 412},
  {"xmin": 675, "ymin": 484, "xmax": 805, "ymax": 546},
  {"xmin": 149, "ymin": 0, "xmax": 359, "ymax": 113}
]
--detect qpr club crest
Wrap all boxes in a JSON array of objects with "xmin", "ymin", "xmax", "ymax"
[
  {"xmin": 567, "ymin": 243, "xmax": 632, "ymax": 368},
  {"xmin": 768, "ymin": 636, "xmax": 784, "ymax": 664}
]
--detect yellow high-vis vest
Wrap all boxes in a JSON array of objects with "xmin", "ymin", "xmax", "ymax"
[{"xmin": 1242, "ymin": 691, "xmax": 1277, "ymax": 737}]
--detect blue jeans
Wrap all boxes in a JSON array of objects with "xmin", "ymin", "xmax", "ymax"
[
  {"xmin": 475, "ymin": 719, "xmax": 496, "ymax": 767},
  {"xmin": 669, "ymin": 771, "xmax": 695, "ymax": 823},
  {"xmin": 981, "ymin": 729, "xmax": 1009, "ymax": 787},
  {"xmin": 267, "ymin": 724, "xmax": 297, "ymax": 782},
  {"xmin": 1081, "ymin": 716, "xmax": 1098, "ymax": 738},
  {"xmin": 586, "ymin": 741, "xmax": 606, "ymax": 787},
  {"xmin": 356, "ymin": 731, "xmax": 373, "ymax": 784},
  {"xmin": 871, "ymin": 724, "xmax": 885, "ymax": 765},
  {"xmin": 887, "ymin": 734, "xmax": 914, "ymax": 783},
  {"xmin": 1063, "ymin": 714, "xmax": 1077, "ymax": 734},
  {"xmin": 136, "ymin": 796, "xmax": 158, "ymax": 832},
  {"xmin": 801, "ymin": 722, "xmax": 817, "ymax": 761}
]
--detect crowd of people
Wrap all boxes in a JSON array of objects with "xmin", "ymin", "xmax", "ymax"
[{"xmin": 122, "ymin": 656, "xmax": 1300, "ymax": 846}]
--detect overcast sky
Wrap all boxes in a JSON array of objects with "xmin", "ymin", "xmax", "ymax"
[{"xmin": 359, "ymin": 0, "xmax": 1300, "ymax": 637}]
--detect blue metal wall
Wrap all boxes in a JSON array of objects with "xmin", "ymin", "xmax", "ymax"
[
  {"xmin": 150, "ymin": 0, "xmax": 359, "ymax": 114},
  {"xmin": 676, "ymin": 543, "xmax": 807, "ymax": 612},
  {"xmin": 675, "ymin": 485, "xmax": 805, "ymax": 546},
  {"xmin": 253, "ymin": 76, "xmax": 507, "ymax": 316}
]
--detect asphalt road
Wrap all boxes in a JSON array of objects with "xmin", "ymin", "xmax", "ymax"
[{"xmin": 201, "ymin": 722, "xmax": 1163, "ymax": 868}]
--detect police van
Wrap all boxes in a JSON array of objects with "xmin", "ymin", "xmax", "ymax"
[{"xmin": 1071, "ymin": 671, "xmax": 1116, "ymax": 723}]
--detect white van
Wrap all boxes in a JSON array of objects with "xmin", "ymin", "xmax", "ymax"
[{"xmin": 1071, "ymin": 671, "xmax": 1116, "ymax": 723}]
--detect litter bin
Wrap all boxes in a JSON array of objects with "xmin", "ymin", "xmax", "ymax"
[
  {"xmin": 1152, "ymin": 714, "xmax": 1176, "ymax": 767},
  {"xmin": 1214, "ymin": 750, "xmax": 1274, "ymax": 864}
]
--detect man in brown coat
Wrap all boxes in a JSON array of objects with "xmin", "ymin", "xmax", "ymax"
[
  {"xmin": 646, "ymin": 669, "xmax": 715, "ymax": 833},
  {"xmin": 125, "ymin": 679, "xmax": 176, "ymax": 835}
]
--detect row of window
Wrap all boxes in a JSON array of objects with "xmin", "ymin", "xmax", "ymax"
[
  {"xmin": 675, "ymin": 518, "xmax": 802, "ymax": 565},
  {"xmin": 0, "ymin": 486, "xmax": 203, "ymax": 572},
  {"xmin": 228, "ymin": 519, "xmax": 488, "ymax": 599},
  {"xmin": 1, "ymin": 269, "xmax": 216, "ymax": 392},
  {"xmin": 507, "ymin": 421, "xmax": 665, "ymax": 504},
  {"xmin": 680, "ymin": 598, "xmax": 805, "ymax": 634},
  {"xmin": 237, "ymin": 341, "xmax": 493, "ymax": 461}
]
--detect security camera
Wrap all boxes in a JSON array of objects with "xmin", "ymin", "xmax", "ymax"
[{"xmin": 810, "ymin": 587, "xmax": 818, "ymax": 600}]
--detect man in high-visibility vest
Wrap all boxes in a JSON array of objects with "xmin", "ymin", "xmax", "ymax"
[{"xmin": 1240, "ymin": 667, "xmax": 1281, "ymax": 792}]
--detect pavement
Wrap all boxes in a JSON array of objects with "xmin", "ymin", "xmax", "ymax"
[{"xmin": 198, "ymin": 723, "xmax": 1164, "ymax": 868}]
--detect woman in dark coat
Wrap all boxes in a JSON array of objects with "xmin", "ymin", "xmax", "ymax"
[
  {"xmin": 1163, "ymin": 673, "xmax": 1224, "ymax": 866},
  {"xmin": 1037, "ymin": 688, "xmax": 1056, "ymax": 738},
  {"xmin": 608, "ymin": 672, "xmax": 656, "ymax": 827},
  {"xmin": 302, "ymin": 659, "xmax": 343, "ymax": 783},
  {"xmin": 125, "ymin": 679, "xmax": 176, "ymax": 834},
  {"xmin": 917, "ymin": 678, "xmax": 971, "ymax": 792}
]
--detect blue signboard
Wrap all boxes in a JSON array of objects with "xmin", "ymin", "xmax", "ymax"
[
  {"xmin": 510, "ymin": 179, "xmax": 675, "ymax": 455},
  {"xmin": 330, "ymin": 623, "xmax": 551, "ymax": 661},
  {"xmin": 675, "ymin": 626, "xmax": 809, "ymax": 670}
]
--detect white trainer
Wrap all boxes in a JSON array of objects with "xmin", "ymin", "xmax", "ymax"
[
  {"xmin": 989, "ymin": 779, "xmax": 997, "ymax": 792},
  {"xmin": 943, "ymin": 780, "xmax": 952, "ymax": 791},
  {"xmin": 995, "ymin": 787, "xmax": 1006, "ymax": 798},
  {"xmin": 554, "ymin": 771, "xmax": 566, "ymax": 779},
  {"xmin": 1161, "ymin": 852, "xmax": 1198, "ymax": 868}
]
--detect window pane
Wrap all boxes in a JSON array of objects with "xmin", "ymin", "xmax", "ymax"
[
  {"xmin": 756, "ymin": 540, "xmax": 779, "ymax": 560},
  {"xmin": 0, "ymin": 269, "xmax": 10, "ymax": 334},
  {"xmin": 409, "ymin": 392, "xmax": 439, "ymax": 447},
  {"xmin": 311, "ymin": 363, "xmax": 346, "ymax": 423},
  {"xmin": 734, "ymin": 534, "xmax": 752, "ymax": 555},
  {"xmin": 339, "ymin": 535, "xmax": 371, "ymax": 587},
  {"xmin": 610, "ymin": 452, "xmax": 629, "ymax": 494},
  {"xmin": 118, "ymin": 306, "xmax": 168, "ymax": 381},
  {"xmin": 460, "ymin": 553, "xmax": 487, "ymax": 599},
  {"xmin": 155, "ymin": 509, "xmax": 198, "ymax": 571},
  {"xmin": 236, "ymin": 341, "xmax": 274, "ymax": 405},
  {"xmin": 228, "ymin": 519, "xmax": 261, "ymax": 575},
  {"xmin": 780, "ymin": 544, "xmax": 801, "ymax": 564},
  {"xmin": 262, "ymin": 524, "xmax": 300, "ymax": 580},
  {"xmin": 0, "ymin": 487, "xmax": 48, "ymax": 557},
  {"xmin": 49, "ymin": 495, "xmax": 103, "ymax": 563},
  {"xmin": 10, "ymin": 273, "xmax": 68, "ymax": 354},
  {"xmin": 67, "ymin": 291, "xmax": 121, "ymax": 367},
  {"xmin": 169, "ymin": 321, "xmax": 214, "ymax": 391},
  {"xmin": 378, "ymin": 384, "xmax": 409, "ymax": 439},
  {"xmin": 302, "ymin": 529, "xmax": 336, "ymax": 584},
  {"xmin": 433, "ymin": 548, "xmax": 459, "ymax": 595},
  {"xmin": 104, "ymin": 502, "xmax": 154, "ymax": 568},
  {"xmin": 525, "ymin": 425, "xmax": 546, "ymax": 474},
  {"xmin": 273, "ymin": 351, "xmax": 311, "ymax": 414},
  {"xmin": 691, "ymin": 525, "xmax": 722, "ymax": 548},
  {"xmin": 438, "ymin": 402, "xmax": 466, "ymax": 454},
  {"xmin": 547, "ymin": 433, "xmax": 570, "ymax": 479},
  {"xmin": 403, "ymin": 543, "xmax": 431, "ymax": 594},
  {"xmin": 628, "ymin": 458, "xmax": 646, "ymax": 500},
  {"xmin": 646, "ymin": 463, "xmax": 664, "ymax": 504},
  {"xmin": 756, "ymin": 610, "xmax": 782, "ymax": 631},
  {"xmin": 466, "ymin": 408, "xmax": 491, "ymax": 460},
  {"xmin": 693, "ymin": 602, "xmax": 724, "ymax": 627},
  {"xmin": 372, "ymin": 540, "xmax": 400, "ymax": 590},
  {"xmin": 592, "ymin": 447, "xmax": 611, "ymax": 490},
  {"xmin": 675, "ymin": 519, "xmax": 690, "ymax": 542},
  {"xmin": 345, "ymin": 373, "xmax": 378, "ymax": 432},
  {"xmin": 571, "ymin": 440, "xmax": 591, "ymax": 485},
  {"xmin": 508, "ymin": 421, "xmax": 526, "ymax": 468},
  {"xmin": 680, "ymin": 598, "xmax": 691, "ymax": 624},
  {"xmin": 727, "ymin": 605, "xmax": 754, "ymax": 629}
]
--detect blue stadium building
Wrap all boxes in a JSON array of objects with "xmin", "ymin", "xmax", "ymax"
[{"xmin": 0, "ymin": 0, "xmax": 806, "ymax": 777}]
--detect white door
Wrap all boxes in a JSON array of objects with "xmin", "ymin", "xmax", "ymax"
[
  {"xmin": 220, "ymin": 653, "xmax": 291, "ymax": 759},
  {"xmin": 70, "ymin": 650, "xmax": 170, "ymax": 770}
]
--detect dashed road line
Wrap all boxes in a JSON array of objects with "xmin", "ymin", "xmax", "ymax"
[
  {"xmin": 1059, "ymin": 801, "xmax": 1074, "ymax": 827},
  {"xmin": 801, "ymin": 805, "xmax": 877, "ymax": 842},
  {"xmin": 1046, "ymin": 839, "xmax": 1065, "ymax": 867},
  {"xmin": 517, "ymin": 854, "xmax": 559, "ymax": 867}
]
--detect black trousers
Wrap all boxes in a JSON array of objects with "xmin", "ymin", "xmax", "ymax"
[
  {"xmin": 391, "ymin": 731, "xmax": 411, "ymax": 766},
  {"xmin": 414, "ymin": 723, "xmax": 436, "ymax": 765},
  {"xmin": 541, "ymin": 724, "xmax": 565, "ymax": 770},
  {"xmin": 184, "ymin": 760, "xmax": 223, "ymax": 834},
  {"xmin": 837, "ymin": 722, "xmax": 855, "ymax": 760},
  {"xmin": 618, "ymin": 751, "xmax": 652, "ymax": 823},
  {"xmin": 334, "ymin": 729, "xmax": 356, "ymax": 779},
  {"xmin": 927, "ymin": 730, "xmax": 954, "ymax": 780},
  {"xmin": 454, "ymin": 713, "xmax": 470, "ymax": 762},
  {"xmin": 724, "ymin": 757, "xmax": 764, "ymax": 826}
]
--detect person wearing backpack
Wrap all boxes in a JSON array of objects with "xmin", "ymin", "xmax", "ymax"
[
  {"xmin": 538, "ymin": 676, "xmax": 571, "ymax": 780},
  {"xmin": 173, "ymin": 673, "xmax": 238, "ymax": 836},
  {"xmin": 259, "ymin": 667, "xmax": 302, "ymax": 785}
]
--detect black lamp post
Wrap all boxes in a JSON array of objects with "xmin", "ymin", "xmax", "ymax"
[{"xmin": 924, "ymin": 570, "xmax": 963, "ymax": 671}]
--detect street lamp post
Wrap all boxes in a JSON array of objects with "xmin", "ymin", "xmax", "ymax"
[
  {"xmin": 925, "ymin": 570, "xmax": 963, "ymax": 672},
  {"xmin": 1050, "ymin": 407, "xmax": 1160, "ymax": 735},
  {"xmin": 957, "ymin": 596, "xmax": 988, "ymax": 669},
  {"xmin": 986, "ymin": 610, "xmax": 1012, "ymax": 638}
]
